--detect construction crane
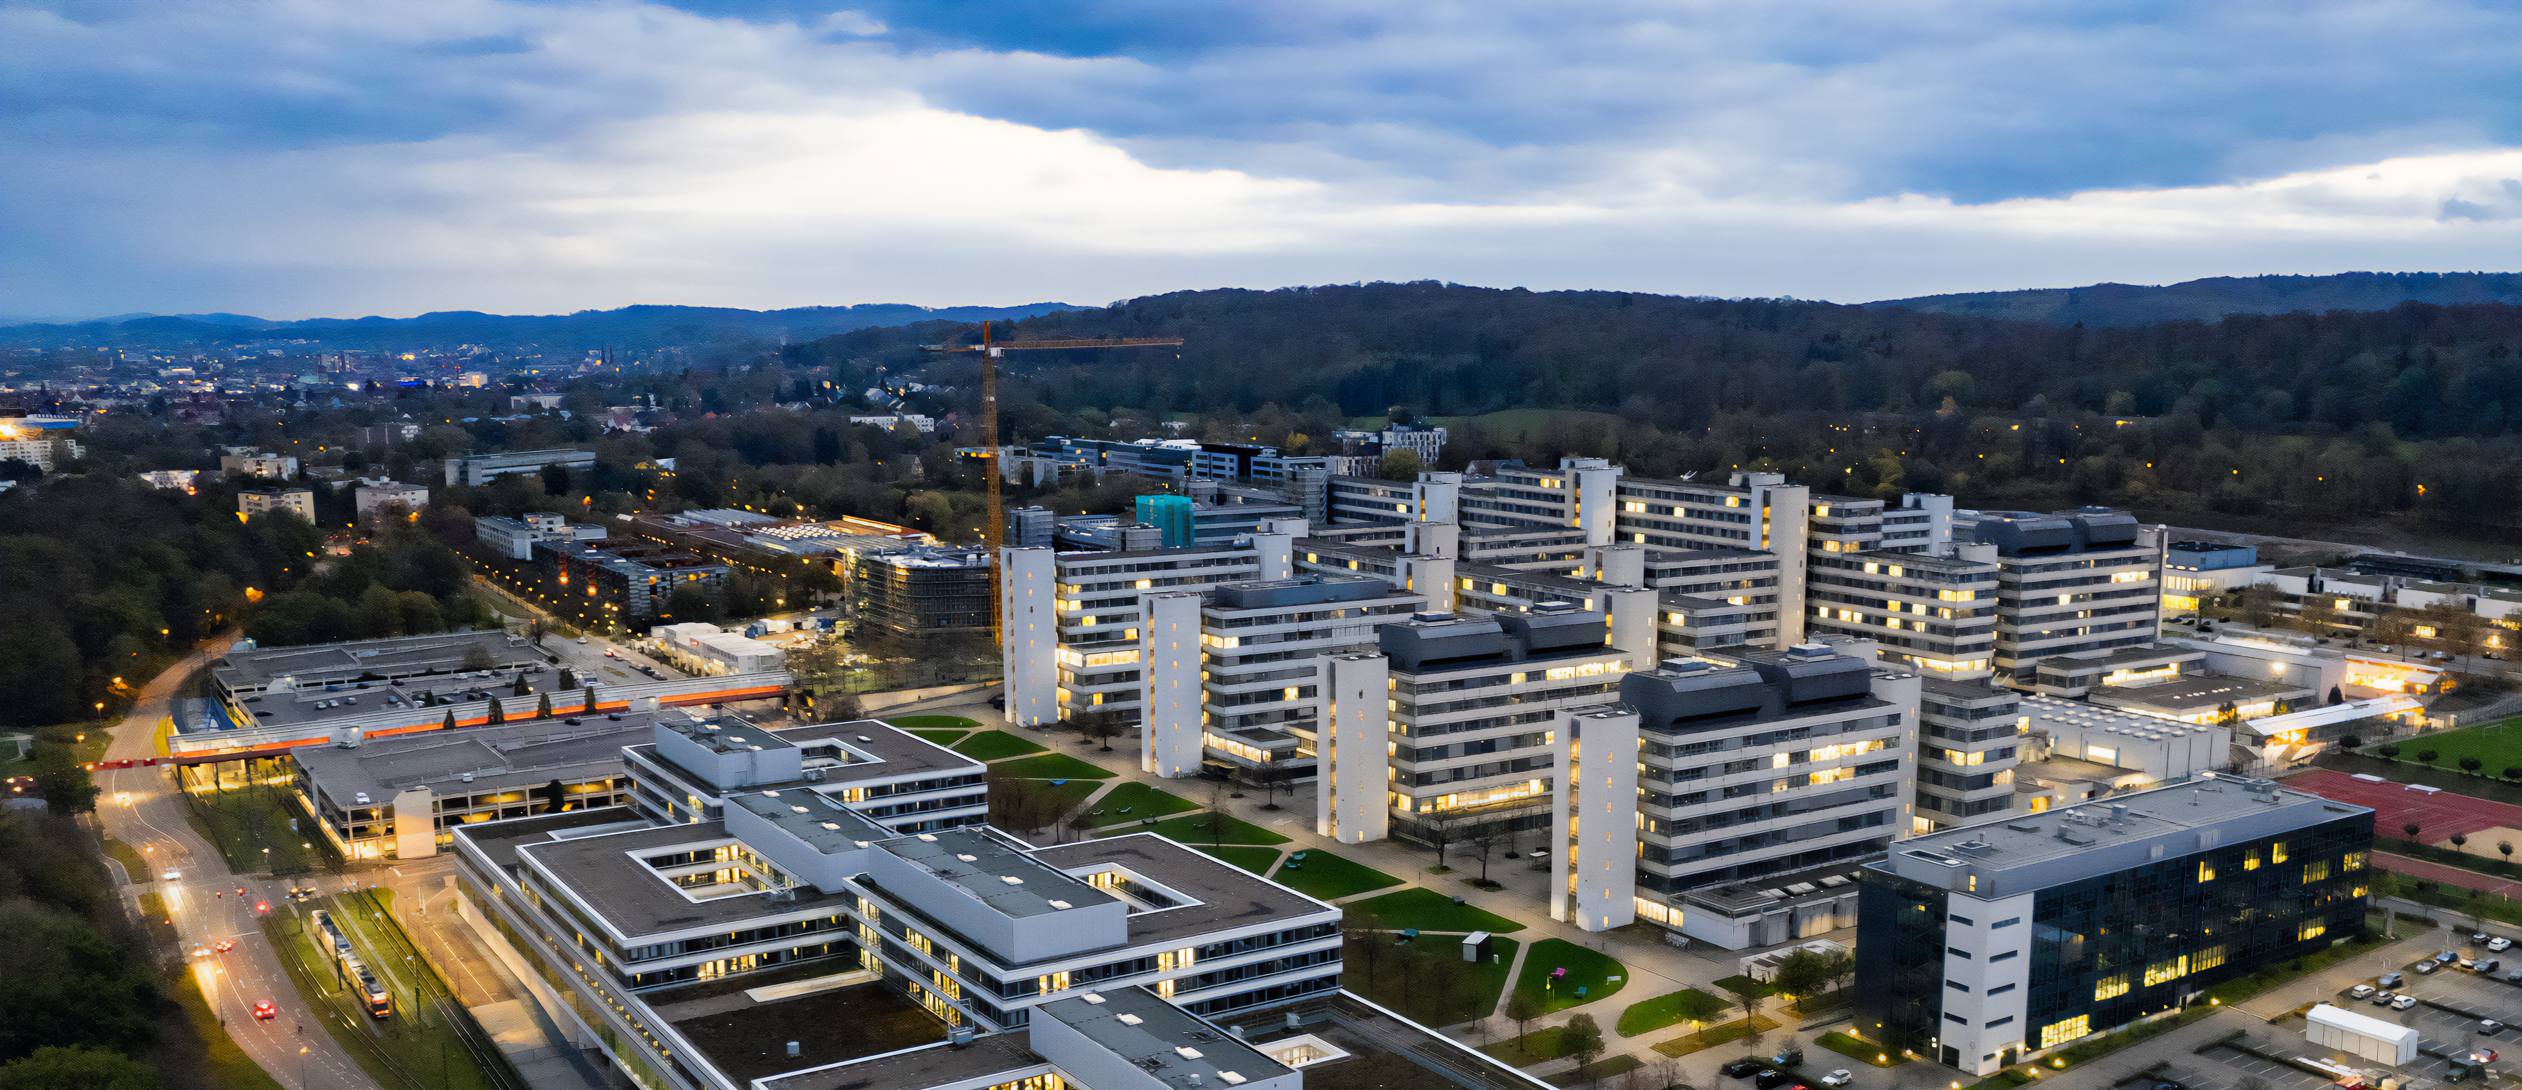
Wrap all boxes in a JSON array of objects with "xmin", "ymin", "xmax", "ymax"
[{"xmin": 921, "ymin": 325, "xmax": 1184, "ymax": 628}]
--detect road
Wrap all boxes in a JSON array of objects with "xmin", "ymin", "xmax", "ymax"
[{"xmin": 96, "ymin": 634, "xmax": 386, "ymax": 1090}]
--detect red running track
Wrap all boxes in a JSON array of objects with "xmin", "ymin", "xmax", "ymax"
[{"xmin": 2288, "ymin": 768, "xmax": 2522, "ymax": 842}]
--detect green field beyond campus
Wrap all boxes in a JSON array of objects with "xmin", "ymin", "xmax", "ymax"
[{"xmin": 2377, "ymin": 718, "xmax": 2522, "ymax": 775}]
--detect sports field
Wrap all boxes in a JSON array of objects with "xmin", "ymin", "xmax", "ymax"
[{"xmin": 2291, "ymin": 768, "xmax": 2522, "ymax": 843}]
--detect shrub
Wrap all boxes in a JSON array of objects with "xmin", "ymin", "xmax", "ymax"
[
  {"xmin": 2378, "ymin": 744, "xmax": 2402, "ymax": 759},
  {"xmin": 2416, "ymin": 749, "xmax": 2439, "ymax": 766}
]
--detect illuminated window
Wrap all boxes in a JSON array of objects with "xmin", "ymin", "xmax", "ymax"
[
  {"xmin": 2142, "ymin": 955, "xmax": 2189, "ymax": 987},
  {"xmin": 2299, "ymin": 920, "xmax": 2326, "ymax": 942},
  {"xmin": 2343, "ymin": 851, "xmax": 2367, "ymax": 872},
  {"xmin": 2302, "ymin": 860, "xmax": 2330, "ymax": 883},
  {"xmin": 2243, "ymin": 851, "xmax": 2261, "ymax": 871},
  {"xmin": 2093, "ymin": 974, "xmax": 2129, "ymax": 1000},
  {"xmin": 2270, "ymin": 841, "xmax": 2287, "ymax": 864},
  {"xmin": 2197, "ymin": 860, "xmax": 2216, "ymax": 883},
  {"xmin": 2194, "ymin": 944, "xmax": 2227, "ymax": 971},
  {"xmin": 2040, "ymin": 1015, "xmax": 2091, "ymax": 1049}
]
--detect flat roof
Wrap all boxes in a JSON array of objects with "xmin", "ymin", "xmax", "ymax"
[
  {"xmin": 239, "ymin": 666, "xmax": 590, "ymax": 730},
  {"xmin": 629, "ymin": 718, "xmax": 982, "ymax": 793},
  {"xmin": 1028, "ymin": 834, "xmax": 1337, "ymax": 950},
  {"xmin": 294, "ymin": 716, "xmax": 651, "ymax": 808},
  {"xmin": 2034, "ymin": 646, "xmax": 2204, "ymax": 672},
  {"xmin": 451, "ymin": 807, "xmax": 650, "ymax": 873},
  {"xmin": 2087, "ymin": 673, "xmax": 2305, "ymax": 712},
  {"xmin": 662, "ymin": 715, "xmax": 798, "ymax": 755},
  {"xmin": 213, "ymin": 630, "xmax": 545, "ymax": 692},
  {"xmin": 516, "ymin": 821, "xmax": 854, "ymax": 939},
  {"xmin": 756, "ymin": 1035, "xmax": 1045, "ymax": 1090},
  {"xmin": 1875, "ymin": 776, "xmax": 2371, "ymax": 891},
  {"xmin": 2021, "ymin": 694, "xmax": 2215, "ymax": 739},
  {"xmin": 728, "ymin": 789, "xmax": 893, "ymax": 852},
  {"xmin": 881, "ymin": 828, "xmax": 1115, "ymax": 920},
  {"xmin": 1918, "ymin": 675, "xmax": 2018, "ymax": 702},
  {"xmin": 1037, "ymin": 986, "xmax": 1294, "ymax": 1090}
]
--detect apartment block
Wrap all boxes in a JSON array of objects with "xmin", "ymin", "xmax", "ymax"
[
  {"xmin": 998, "ymin": 537, "xmax": 1292, "ymax": 729},
  {"xmin": 1913, "ymin": 677, "xmax": 2027, "ymax": 833},
  {"xmin": 1807, "ymin": 548, "xmax": 2003, "ymax": 679},
  {"xmin": 1191, "ymin": 575, "xmax": 1424, "ymax": 779},
  {"xmin": 237, "ymin": 486, "xmax": 316, "ymax": 522},
  {"xmin": 1625, "ymin": 642, "xmax": 1918, "ymax": 947},
  {"xmin": 1952, "ymin": 508, "xmax": 2165, "ymax": 687},
  {"xmin": 1856, "ymin": 777, "xmax": 2373, "ymax": 1075}
]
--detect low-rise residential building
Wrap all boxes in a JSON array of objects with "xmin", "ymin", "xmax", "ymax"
[
  {"xmin": 1856, "ymin": 776, "xmax": 2373, "ymax": 1076},
  {"xmin": 353, "ymin": 479, "xmax": 430, "ymax": 521},
  {"xmin": 220, "ymin": 451, "xmax": 298, "ymax": 479},
  {"xmin": 237, "ymin": 486, "xmax": 316, "ymax": 522}
]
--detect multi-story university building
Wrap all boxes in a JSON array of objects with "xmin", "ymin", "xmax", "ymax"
[
  {"xmin": 1950, "ymin": 508, "xmax": 2166, "ymax": 687},
  {"xmin": 1854, "ymin": 776, "xmax": 2373, "ymax": 1075},
  {"xmin": 455, "ymin": 717, "xmax": 1345, "ymax": 1090}
]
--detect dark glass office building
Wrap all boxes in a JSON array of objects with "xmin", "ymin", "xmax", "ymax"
[{"xmin": 1854, "ymin": 776, "xmax": 2373, "ymax": 1075}]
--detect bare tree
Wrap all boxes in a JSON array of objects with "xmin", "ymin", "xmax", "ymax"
[
  {"xmin": 1465, "ymin": 820, "xmax": 1510, "ymax": 884},
  {"xmin": 1076, "ymin": 708, "xmax": 1127, "ymax": 751},
  {"xmin": 1422, "ymin": 808, "xmax": 1466, "ymax": 869}
]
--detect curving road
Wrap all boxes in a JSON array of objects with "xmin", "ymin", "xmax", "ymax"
[{"xmin": 96, "ymin": 634, "xmax": 386, "ymax": 1090}]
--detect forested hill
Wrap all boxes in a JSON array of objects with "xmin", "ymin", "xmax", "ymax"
[
  {"xmin": 1866, "ymin": 272, "xmax": 2522, "ymax": 327},
  {"xmin": 0, "ymin": 300, "xmax": 1080, "ymax": 350},
  {"xmin": 791, "ymin": 281, "xmax": 2522, "ymax": 531}
]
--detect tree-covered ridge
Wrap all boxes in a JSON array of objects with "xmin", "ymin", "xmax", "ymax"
[{"xmin": 789, "ymin": 283, "xmax": 2522, "ymax": 531}]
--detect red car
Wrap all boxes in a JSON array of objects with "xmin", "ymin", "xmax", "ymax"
[
  {"xmin": 252, "ymin": 1001, "xmax": 277, "ymax": 1020},
  {"xmin": 214, "ymin": 940, "xmax": 234, "ymax": 953}
]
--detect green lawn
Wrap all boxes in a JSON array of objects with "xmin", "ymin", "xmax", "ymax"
[
  {"xmin": 2376, "ymin": 718, "xmax": 2522, "ymax": 777},
  {"xmin": 1546, "ymin": 1056, "xmax": 1643, "ymax": 1087},
  {"xmin": 181, "ymin": 786, "xmax": 340, "ymax": 876},
  {"xmin": 1197, "ymin": 845, "xmax": 1288, "ymax": 875},
  {"xmin": 1135, "ymin": 811, "xmax": 1293, "ymax": 845},
  {"xmin": 1343, "ymin": 887, "xmax": 1524, "ymax": 933},
  {"xmin": 102, "ymin": 836, "xmax": 148, "ymax": 882},
  {"xmin": 992, "ymin": 753, "xmax": 1116, "ymax": 780},
  {"xmin": 1269, "ymin": 849, "xmax": 1403, "ymax": 900},
  {"xmin": 1513, "ymin": 938, "xmax": 1628, "ymax": 1014},
  {"xmin": 1711, "ymin": 974, "xmax": 1777, "ymax": 999},
  {"xmin": 1616, "ymin": 987, "xmax": 1734, "ymax": 1037},
  {"xmin": 890, "ymin": 715, "xmax": 983, "ymax": 730},
  {"xmin": 1346, "ymin": 934, "xmax": 1519, "ymax": 1028},
  {"xmin": 954, "ymin": 730, "xmax": 1049, "ymax": 761},
  {"xmin": 1483, "ymin": 1020, "xmax": 1582, "ymax": 1065},
  {"xmin": 1085, "ymin": 781, "xmax": 1201, "ymax": 825},
  {"xmin": 906, "ymin": 729, "xmax": 967, "ymax": 745},
  {"xmin": 1818, "ymin": 1030, "xmax": 1909, "ymax": 1067}
]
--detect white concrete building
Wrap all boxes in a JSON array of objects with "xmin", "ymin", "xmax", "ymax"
[{"xmin": 354, "ymin": 480, "xmax": 430, "ymax": 521}]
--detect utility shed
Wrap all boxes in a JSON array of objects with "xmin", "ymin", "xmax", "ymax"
[{"xmin": 2306, "ymin": 1003, "xmax": 2418, "ymax": 1066}]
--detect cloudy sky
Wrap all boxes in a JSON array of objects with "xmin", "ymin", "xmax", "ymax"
[{"xmin": 4, "ymin": 0, "xmax": 2520, "ymax": 321}]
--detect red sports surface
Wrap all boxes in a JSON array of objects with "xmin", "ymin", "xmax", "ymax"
[{"xmin": 2289, "ymin": 768, "xmax": 2522, "ymax": 842}]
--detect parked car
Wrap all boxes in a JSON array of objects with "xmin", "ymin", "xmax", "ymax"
[
  {"xmin": 2393, "ymin": 995, "xmax": 2419, "ymax": 1011},
  {"xmin": 2503, "ymin": 969, "xmax": 2522, "ymax": 984},
  {"xmin": 2418, "ymin": 962, "xmax": 2440, "ymax": 974},
  {"xmin": 2481, "ymin": 959, "xmax": 2501, "ymax": 974},
  {"xmin": 1721, "ymin": 1060, "xmax": 1764, "ymax": 1079},
  {"xmin": 2458, "ymin": 957, "xmax": 2477, "ymax": 971},
  {"xmin": 1821, "ymin": 1071, "xmax": 1855, "ymax": 1087},
  {"xmin": 2378, "ymin": 971, "xmax": 2404, "ymax": 988},
  {"xmin": 2490, "ymin": 937, "xmax": 2513, "ymax": 952},
  {"xmin": 2350, "ymin": 984, "xmax": 2376, "ymax": 999},
  {"xmin": 1770, "ymin": 1047, "xmax": 1805, "ymax": 1068},
  {"xmin": 1755, "ymin": 1072, "xmax": 1792, "ymax": 1089},
  {"xmin": 2480, "ymin": 1019, "xmax": 2504, "ymax": 1034},
  {"xmin": 2371, "ymin": 991, "xmax": 2396, "ymax": 1006}
]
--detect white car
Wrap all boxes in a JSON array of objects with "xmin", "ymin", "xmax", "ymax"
[
  {"xmin": 2393, "ymin": 995, "xmax": 2419, "ymax": 1011},
  {"xmin": 161, "ymin": 867, "xmax": 181, "ymax": 882},
  {"xmin": 2490, "ymin": 937, "xmax": 2513, "ymax": 952},
  {"xmin": 1821, "ymin": 1071, "xmax": 1855, "ymax": 1088},
  {"xmin": 2349, "ymin": 984, "xmax": 2376, "ymax": 999}
]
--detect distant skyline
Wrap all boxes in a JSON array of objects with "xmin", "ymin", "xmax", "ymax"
[{"xmin": 5, "ymin": 0, "xmax": 2521, "ymax": 321}]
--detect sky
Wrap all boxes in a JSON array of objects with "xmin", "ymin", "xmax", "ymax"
[{"xmin": 3, "ymin": 0, "xmax": 2521, "ymax": 321}]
